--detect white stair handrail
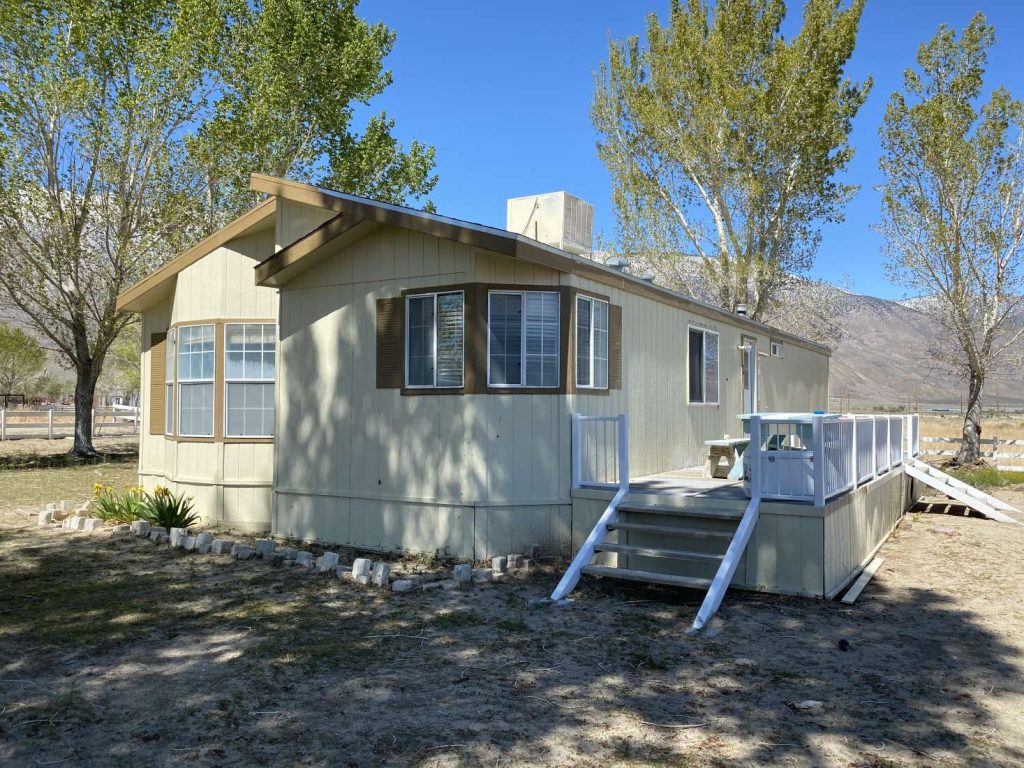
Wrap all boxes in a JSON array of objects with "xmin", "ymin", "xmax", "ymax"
[
  {"xmin": 552, "ymin": 413, "xmax": 629, "ymax": 601},
  {"xmin": 692, "ymin": 414, "xmax": 762, "ymax": 630}
]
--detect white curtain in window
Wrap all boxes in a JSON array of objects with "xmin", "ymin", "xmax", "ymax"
[
  {"xmin": 524, "ymin": 292, "xmax": 559, "ymax": 387},
  {"xmin": 704, "ymin": 331, "xmax": 719, "ymax": 404},
  {"xmin": 436, "ymin": 293, "xmax": 464, "ymax": 387}
]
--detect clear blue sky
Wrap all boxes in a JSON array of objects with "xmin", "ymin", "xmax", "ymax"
[{"xmin": 359, "ymin": 1, "xmax": 1024, "ymax": 300}]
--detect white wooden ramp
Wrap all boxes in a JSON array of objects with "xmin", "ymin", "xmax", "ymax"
[{"xmin": 906, "ymin": 460, "xmax": 1020, "ymax": 524}]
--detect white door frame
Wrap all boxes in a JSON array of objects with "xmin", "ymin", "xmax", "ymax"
[{"xmin": 741, "ymin": 340, "xmax": 758, "ymax": 413}]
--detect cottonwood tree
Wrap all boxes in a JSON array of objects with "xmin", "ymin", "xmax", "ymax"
[
  {"xmin": 616, "ymin": 249, "xmax": 847, "ymax": 347},
  {"xmin": 0, "ymin": 0, "xmax": 437, "ymax": 456},
  {"xmin": 0, "ymin": 323, "xmax": 45, "ymax": 396},
  {"xmin": 877, "ymin": 13, "xmax": 1024, "ymax": 465},
  {"xmin": 191, "ymin": 0, "xmax": 438, "ymax": 225},
  {"xmin": 592, "ymin": 0, "xmax": 870, "ymax": 325}
]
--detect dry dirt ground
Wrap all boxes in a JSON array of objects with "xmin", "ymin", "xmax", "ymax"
[{"xmin": 1, "ymin": 463, "xmax": 1024, "ymax": 766}]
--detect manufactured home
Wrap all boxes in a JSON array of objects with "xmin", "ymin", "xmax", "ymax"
[{"xmin": 121, "ymin": 174, "xmax": 985, "ymax": 612}]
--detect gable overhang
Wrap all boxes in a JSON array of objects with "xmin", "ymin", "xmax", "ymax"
[
  {"xmin": 249, "ymin": 174, "xmax": 831, "ymax": 357},
  {"xmin": 115, "ymin": 196, "xmax": 278, "ymax": 313}
]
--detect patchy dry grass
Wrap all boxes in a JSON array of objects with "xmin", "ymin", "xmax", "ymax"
[
  {"xmin": 920, "ymin": 414, "xmax": 1024, "ymax": 442},
  {"xmin": 0, "ymin": 457, "xmax": 136, "ymax": 510},
  {"xmin": 2, "ymin": 468, "xmax": 1024, "ymax": 766},
  {"xmin": 0, "ymin": 436, "xmax": 138, "ymax": 470}
]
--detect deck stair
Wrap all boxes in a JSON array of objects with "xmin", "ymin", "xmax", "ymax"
[
  {"xmin": 555, "ymin": 411, "xmax": 760, "ymax": 632},
  {"xmin": 905, "ymin": 459, "xmax": 1019, "ymax": 524},
  {"xmin": 554, "ymin": 489, "xmax": 761, "ymax": 632}
]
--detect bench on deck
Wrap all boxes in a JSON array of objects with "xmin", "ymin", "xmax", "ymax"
[{"xmin": 704, "ymin": 437, "xmax": 749, "ymax": 480}]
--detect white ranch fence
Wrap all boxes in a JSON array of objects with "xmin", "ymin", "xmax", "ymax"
[
  {"xmin": 746, "ymin": 413, "xmax": 920, "ymax": 506},
  {"xmin": 919, "ymin": 435, "xmax": 1024, "ymax": 472},
  {"xmin": 0, "ymin": 406, "xmax": 139, "ymax": 441}
]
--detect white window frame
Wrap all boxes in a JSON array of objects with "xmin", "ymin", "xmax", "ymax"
[
  {"xmin": 575, "ymin": 294, "xmax": 609, "ymax": 390},
  {"xmin": 224, "ymin": 323, "xmax": 276, "ymax": 438},
  {"xmin": 403, "ymin": 291, "xmax": 465, "ymax": 389},
  {"xmin": 165, "ymin": 327, "xmax": 175, "ymax": 436},
  {"xmin": 486, "ymin": 290, "xmax": 560, "ymax": 389},
  {"xmin": 176, "ymin": 323, "xmax": 216, "ymax": 438},
  {"xmin": 687, "ymin": 326, "xmax": 720, "ymax": 406},
  {"xmin": 770, "ymin": 339, "xmax": 784, "ymax": 357}
]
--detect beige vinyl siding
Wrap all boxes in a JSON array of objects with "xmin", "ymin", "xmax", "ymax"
[
  {"xmin": 273, "ymin": 227, "xmax": 577, "ymax": 557},
  {"xmin": 273, "ymin": 224, "xmax": 832, "ymax": 557},
  {"xmin": 136, "ymin": 230, "xmax": 279, "ymax": 532},
  {"xmin": 275, "ymin": 199, "xmax": 335, "ymax": 250},
  {"xmin": 759, "ymin": 339, "xmax": 830, "ymax": 413}
]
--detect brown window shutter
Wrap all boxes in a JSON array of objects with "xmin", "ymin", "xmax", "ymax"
[
  {"xmin": 609, "ymin": 304, "xmax": 623, "ymax": 390},
  {"xmin": 376, "ymin": 297, "xmax": 404, "ymax": 388},
  {"xmin": 149, "ymin": 332, "xmax": 167, "ymax": 435}
]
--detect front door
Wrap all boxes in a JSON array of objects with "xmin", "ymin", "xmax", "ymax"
[{"xmin": 742, "ymin": 338, "xmax": 758, "ymax": 413}]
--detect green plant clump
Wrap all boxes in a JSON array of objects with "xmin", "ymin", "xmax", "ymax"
[
  {"xmin": 91, "ymin": 484, "xmax": 147, "ymax": 523},
  {"xmin": 142, "ymin": 486, "xmax": 199, "ymax": 530},
  {"xmin": 946, "ymin": 465, "xmax": 1024, "ymax": 489}
]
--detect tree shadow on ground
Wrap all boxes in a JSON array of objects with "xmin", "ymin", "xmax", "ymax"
[{"xmin": 0, "ymin": 523, "xmax": 1020, "ymax": 766}]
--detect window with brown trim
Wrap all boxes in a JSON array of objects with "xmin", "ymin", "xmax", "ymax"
[
  {"xmin": 405, "ymin": 291, "xmax": 464, "ymax": 388},
  {"xmin": 575, "ymin": 295, "xmax": 609, "ymax": 389},
  {"xmin": 224, "ymin": 323, "xmax": 276, "ymax": 437},
  {"xmin": 487, "ymin": 290, "xmax": 560, "ymax": 388},
  {"xmin": 177, "ymin": 324, "xmax": 215, "ymax": 436}
]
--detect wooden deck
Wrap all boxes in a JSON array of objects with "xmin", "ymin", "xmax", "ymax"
[{"xmin": 628, "ymin": 467, "xmax": 747, "ymax": 501}]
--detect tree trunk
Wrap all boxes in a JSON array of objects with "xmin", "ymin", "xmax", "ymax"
[
  {"xmin": 71, "ymin": 363, "xmax": 100, "ymax": 457},
  {"xmin": 955, "ymin": 371, "xmax": 984, "ymax": 465}
]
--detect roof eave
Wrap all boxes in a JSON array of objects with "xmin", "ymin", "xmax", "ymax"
[
  {"xmin": 115, "ymin": 197, "xmax": 278, "ymax": 313},
  {"xmin": 247, "ymin": 174, "xmax": 830, "ymax": 356}
]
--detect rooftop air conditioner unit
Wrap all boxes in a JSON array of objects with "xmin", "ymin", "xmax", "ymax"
[{"xmin": 506, "ymin": 191, "xmax": 594, "ymax": 255}]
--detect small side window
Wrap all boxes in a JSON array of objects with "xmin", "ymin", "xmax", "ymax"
[
  {"xmin": 576, "ymin": 295, "xmax": 609, "ymax": 389},
  {"xmin": 771, "ymin": 340, "xmax": 784, "ymax": 357},
  {"xmin": 687, "ymin": 327, "xmax": 719, "ymax": 405}
]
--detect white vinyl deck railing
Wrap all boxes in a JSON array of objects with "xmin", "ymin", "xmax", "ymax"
[
  {"xmin": 747, "ymin": 413, "xmax": 920, "ymax": 506},
  {"xmin": 572, "ymin": 413, "xmax": 629, "ymax": 490},
  {"xmin": 554, "ymin": 413, "xmax": 629, "ymax": 601}
]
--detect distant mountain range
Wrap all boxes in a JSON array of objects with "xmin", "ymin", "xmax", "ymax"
[{"xmin": 828, "ymin": 292, "xmax": 1024, "ymax": 410}]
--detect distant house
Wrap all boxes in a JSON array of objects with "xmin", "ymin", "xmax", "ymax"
[{"xmin": 117, "ymin": 174, "xmax": 827, "ymax": 538}]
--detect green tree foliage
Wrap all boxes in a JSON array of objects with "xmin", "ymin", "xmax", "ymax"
[
  {"xmin": 0, "ymin": 323, "xmax": 45, "ymax": 395},
  {"xmin": 0, "ymin": 0, "xmax": 436, "ymax": 455},
  {"xmin": 877, "ymin": 13, "xmax": 1024, "ymax": 465},
  {"xmin": 97, "ymin": 323, "xmax": 141, "ymax": 401},
  {"xmin": 592, "ymin": 0, "xmax": 870, "ymax": 327},
  {"xmin": 192, "ymin": 0, "xmax": 437, "ymax": 223}
]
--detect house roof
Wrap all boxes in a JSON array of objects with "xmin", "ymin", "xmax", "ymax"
[
  {"xmin": 115, "ymin": 196, "xmax": 278, "ymax": 312},
  {"xmin": 250, "ymin": 174, "xmax": 831, "ymax": 356}
]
